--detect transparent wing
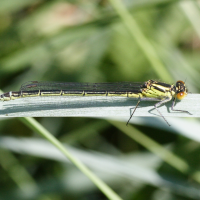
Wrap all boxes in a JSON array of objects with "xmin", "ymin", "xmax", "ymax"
[{"xmin": 20, "ymin": 81, "xmax": 144, "ymax": 92}]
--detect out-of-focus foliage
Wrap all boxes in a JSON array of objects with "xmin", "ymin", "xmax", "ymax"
[{"xmin": 0, "ymin": 0, "xmax": 200, "ymax": 199}]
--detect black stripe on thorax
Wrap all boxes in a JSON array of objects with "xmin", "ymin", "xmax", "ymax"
[
  {"xmin": 152, "ymin": 85, "xmax": 167, "ymax": 93},
  {"xmin": 155, "ymin": 82, "xmax": 171, "ymax": 88}
]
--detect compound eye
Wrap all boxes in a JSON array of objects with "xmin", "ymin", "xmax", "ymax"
[
  {"xmin": 177, "ymin": 80, "xmax": 185, "ymax": 84},
  {"xmin": 176, "ymin": 80, "xmax": 185, "ymax": 87},
  {"xmin": 176, "ymin": 92, "xmax": 186, "ymax": 100}
]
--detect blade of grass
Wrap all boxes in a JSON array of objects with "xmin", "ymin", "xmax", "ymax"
[
  {"xmin": 1, "ymin": 136, "xmax": 200, "ymax": 199},
  {"xmin": 108, "ymin": 0, "xmax": 172, "ymax": 82},
  {"xmin": 109, "ymin": 120, "xmax": 200, "ymax": 184},
  {"xmin": 0, "ymin": 149, "xmax": 38, "ymax": 195},
  {"xmin": 19, "ymin": 117, "xmax": 122, "ymax": 200},
  {"xmin": 179, "ymin": 1, "xmax": 200, "ymax": 39}
]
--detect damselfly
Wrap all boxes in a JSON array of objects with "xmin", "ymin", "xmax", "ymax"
[{"xmin": 0, "ymin": 80, "xmax": 191, "ymax": 126}]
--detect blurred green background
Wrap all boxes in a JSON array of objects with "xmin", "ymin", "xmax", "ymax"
[{"xmin": 0, "ymin": 0, "xmax": 200, "ymax": 199}]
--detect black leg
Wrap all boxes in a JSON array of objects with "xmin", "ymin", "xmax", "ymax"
[
  {"xmin": 126, "ymin": 97, "xmax": 141, "ymax": 126},
  {"xmin": 154, "ymin": 97, "xmax": 171, "ymax": 126}
]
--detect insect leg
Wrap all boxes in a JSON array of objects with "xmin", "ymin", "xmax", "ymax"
[
  {"xmin": 154, "ymin": 97, "xmax": 171, "ymax": 126},
  {"xmin": 171, "ymin": 97, "xmax": 192, "ymax": 115},
  {"xmin": 126, "ymin": 97, "xmax": 141, "ymax": 126}
]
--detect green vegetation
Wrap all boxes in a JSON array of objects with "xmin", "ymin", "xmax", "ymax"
[{"xmin": 0, "ymin": 0, "xmax": 200, "ymax": 199}]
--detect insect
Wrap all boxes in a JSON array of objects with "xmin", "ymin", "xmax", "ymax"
[{"xmin": 0, "ymin": 80, "xmax": 191, "ymax": 126}]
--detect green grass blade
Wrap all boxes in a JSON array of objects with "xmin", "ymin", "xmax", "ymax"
[
  {"xmin": 19, "ymin": 117, "xmax": 123, "ymax": 200},
  {"xmin": 108, "ymin": 0, "xmax": 172, "ymax": 82}
]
